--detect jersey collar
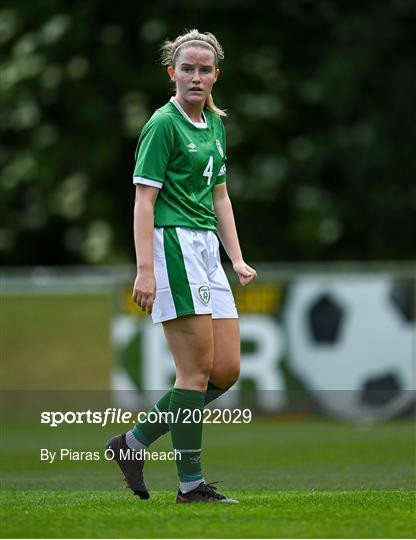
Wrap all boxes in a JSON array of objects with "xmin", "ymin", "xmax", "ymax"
[{"xmin": 170, "ymin": 97, "xmax": 208, "ymax": 129}]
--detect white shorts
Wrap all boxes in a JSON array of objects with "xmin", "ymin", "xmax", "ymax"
[{"xmin": 151, "ymin": 227, "xmax": 238, "ymax": 324}]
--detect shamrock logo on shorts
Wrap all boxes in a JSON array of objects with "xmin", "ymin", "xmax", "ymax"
[{"xmin": 198, "ymin": 286, "xmax": 211, "ymax": 305}]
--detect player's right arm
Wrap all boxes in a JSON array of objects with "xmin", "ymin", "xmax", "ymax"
[
  {"xmin": 132, "ymin": 113, "xmax": 173, "ymax": 314},
  {"xmin": 132, "ymin": 184, "xmax": 159, "ymax": 314}
]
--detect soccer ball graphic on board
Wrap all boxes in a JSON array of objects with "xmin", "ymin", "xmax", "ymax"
[{"xmin": 284, "ymin": 277, "xmax": 415, "ymax": 420}]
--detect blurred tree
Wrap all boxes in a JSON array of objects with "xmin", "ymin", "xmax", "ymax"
[{"xmin": 1, "ymin": 0, "xmax": 415, "ymax": 265}]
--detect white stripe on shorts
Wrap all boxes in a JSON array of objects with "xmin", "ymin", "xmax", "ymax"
[{"xmin": 151, "ymin": 228, "xmax": 177, "ymax": 324}]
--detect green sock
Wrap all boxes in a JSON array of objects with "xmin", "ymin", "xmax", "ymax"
[
  {"xmin": 132, "ymin": 382, "xmax": 227, "ymax": 447},
  {"xmin": 168, "ymin": 387, "xmax": 205, "ymax": 483},
  {"xmin": 132, "ymin": 389, "xmax": 172, "ymax": 446},
  {"xmin": 204, "ymin": 381, "xmax": 226, "ymax": 404}
]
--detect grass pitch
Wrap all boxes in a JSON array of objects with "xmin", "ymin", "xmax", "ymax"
[
  {"xmin": 1, "ymin": 419, "xmax": 415, "ymax": 538},
  {"xmin": 2, "ymin": 294, "xmax": 415, "ymax": 537},
  {"xmin": 1, "ymin": 490, "xmax": 415, "ymax": 538}
]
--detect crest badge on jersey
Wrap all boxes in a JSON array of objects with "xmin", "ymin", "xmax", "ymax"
[
  {"xmin": 215, "ymin": 139, "xmax": 224, "ymax": 158},
  {"xmin": 198, "ymin": 285, "xmax": 211, "ymax": 305}
]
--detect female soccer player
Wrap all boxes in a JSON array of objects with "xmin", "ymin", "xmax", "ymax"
[{"xmin": 107, "ymin": 29, "xmax": 256, "ymax": 503}]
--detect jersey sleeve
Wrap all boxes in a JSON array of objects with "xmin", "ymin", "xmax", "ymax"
[
  {"xmin": 215, "ymin": 121, "xmax": 227, "ymax": 185},
  {"xmin": 215, "ymin": 162, "xmax": 227, "ymax": 185},
  {"xmin": 133, "ymin": 113, "xmax": 174, "ymax": 189}
]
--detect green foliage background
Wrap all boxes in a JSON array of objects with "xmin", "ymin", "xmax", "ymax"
[{"xmin": 1, "ymin": 0, "xmax": 415, "ymax": 265}]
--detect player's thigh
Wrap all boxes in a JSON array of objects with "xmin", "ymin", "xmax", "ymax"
[
  {"xmin": 211, "ymin": 318, "xmax": 240, "ymax": 386},
  {"xmin": 163, "ymin": 314, "xmax": 214, "ymax": 377}
]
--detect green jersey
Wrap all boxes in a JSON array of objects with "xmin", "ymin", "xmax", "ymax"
[{"xmin": 133, "ymin": 98, "xmax": 227, "ymax": 231}]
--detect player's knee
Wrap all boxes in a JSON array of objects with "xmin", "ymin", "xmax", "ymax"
[
  {"xmin": 213, "ymin": 364, "xmax": 240, "ymax": 389},
  {"xmin": 189, "ymin": 370, "xmax": 211, "ymax": 390},
  {"xmin": 224, "ymin": 364, "xmax": 240, "ymax": 388},
  {"xmin": 176, "ymin": 366, "xmax": 211, "ymax": 391},
  {"xmin": 200, "ymin": 357, "xmax": 214, "ymax": 379},
  {"xmin": 192, "ymin": 356, "xmax": 213, "ymax": 385}
]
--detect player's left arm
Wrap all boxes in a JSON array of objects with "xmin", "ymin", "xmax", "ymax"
[{"xmin": 213, "ymin": 182, "xmax": 257, "ymax": 286}]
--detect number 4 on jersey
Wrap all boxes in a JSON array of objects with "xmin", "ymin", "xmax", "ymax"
[{"xmin": 203, "ymin": 155, "xmax": 214, "ymax": 185}]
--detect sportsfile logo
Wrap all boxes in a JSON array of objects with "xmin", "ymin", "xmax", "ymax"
[
  {"xmin": 40, "ymin": 407, "xmax": 252, "ymax": 427},
  {"xmin": 187, "ymin": 142, "xmax": 197, "ymax": 152}
]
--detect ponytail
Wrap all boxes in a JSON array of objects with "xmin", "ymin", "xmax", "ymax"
[{"xmin": 205, "ymin": 93, "xmax": 227, "ymax": 117}]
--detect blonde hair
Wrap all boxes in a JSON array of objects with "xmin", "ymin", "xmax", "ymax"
[{"xmin": 160, "ymin": 29, "xmax": 226, "ymax": 117}]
